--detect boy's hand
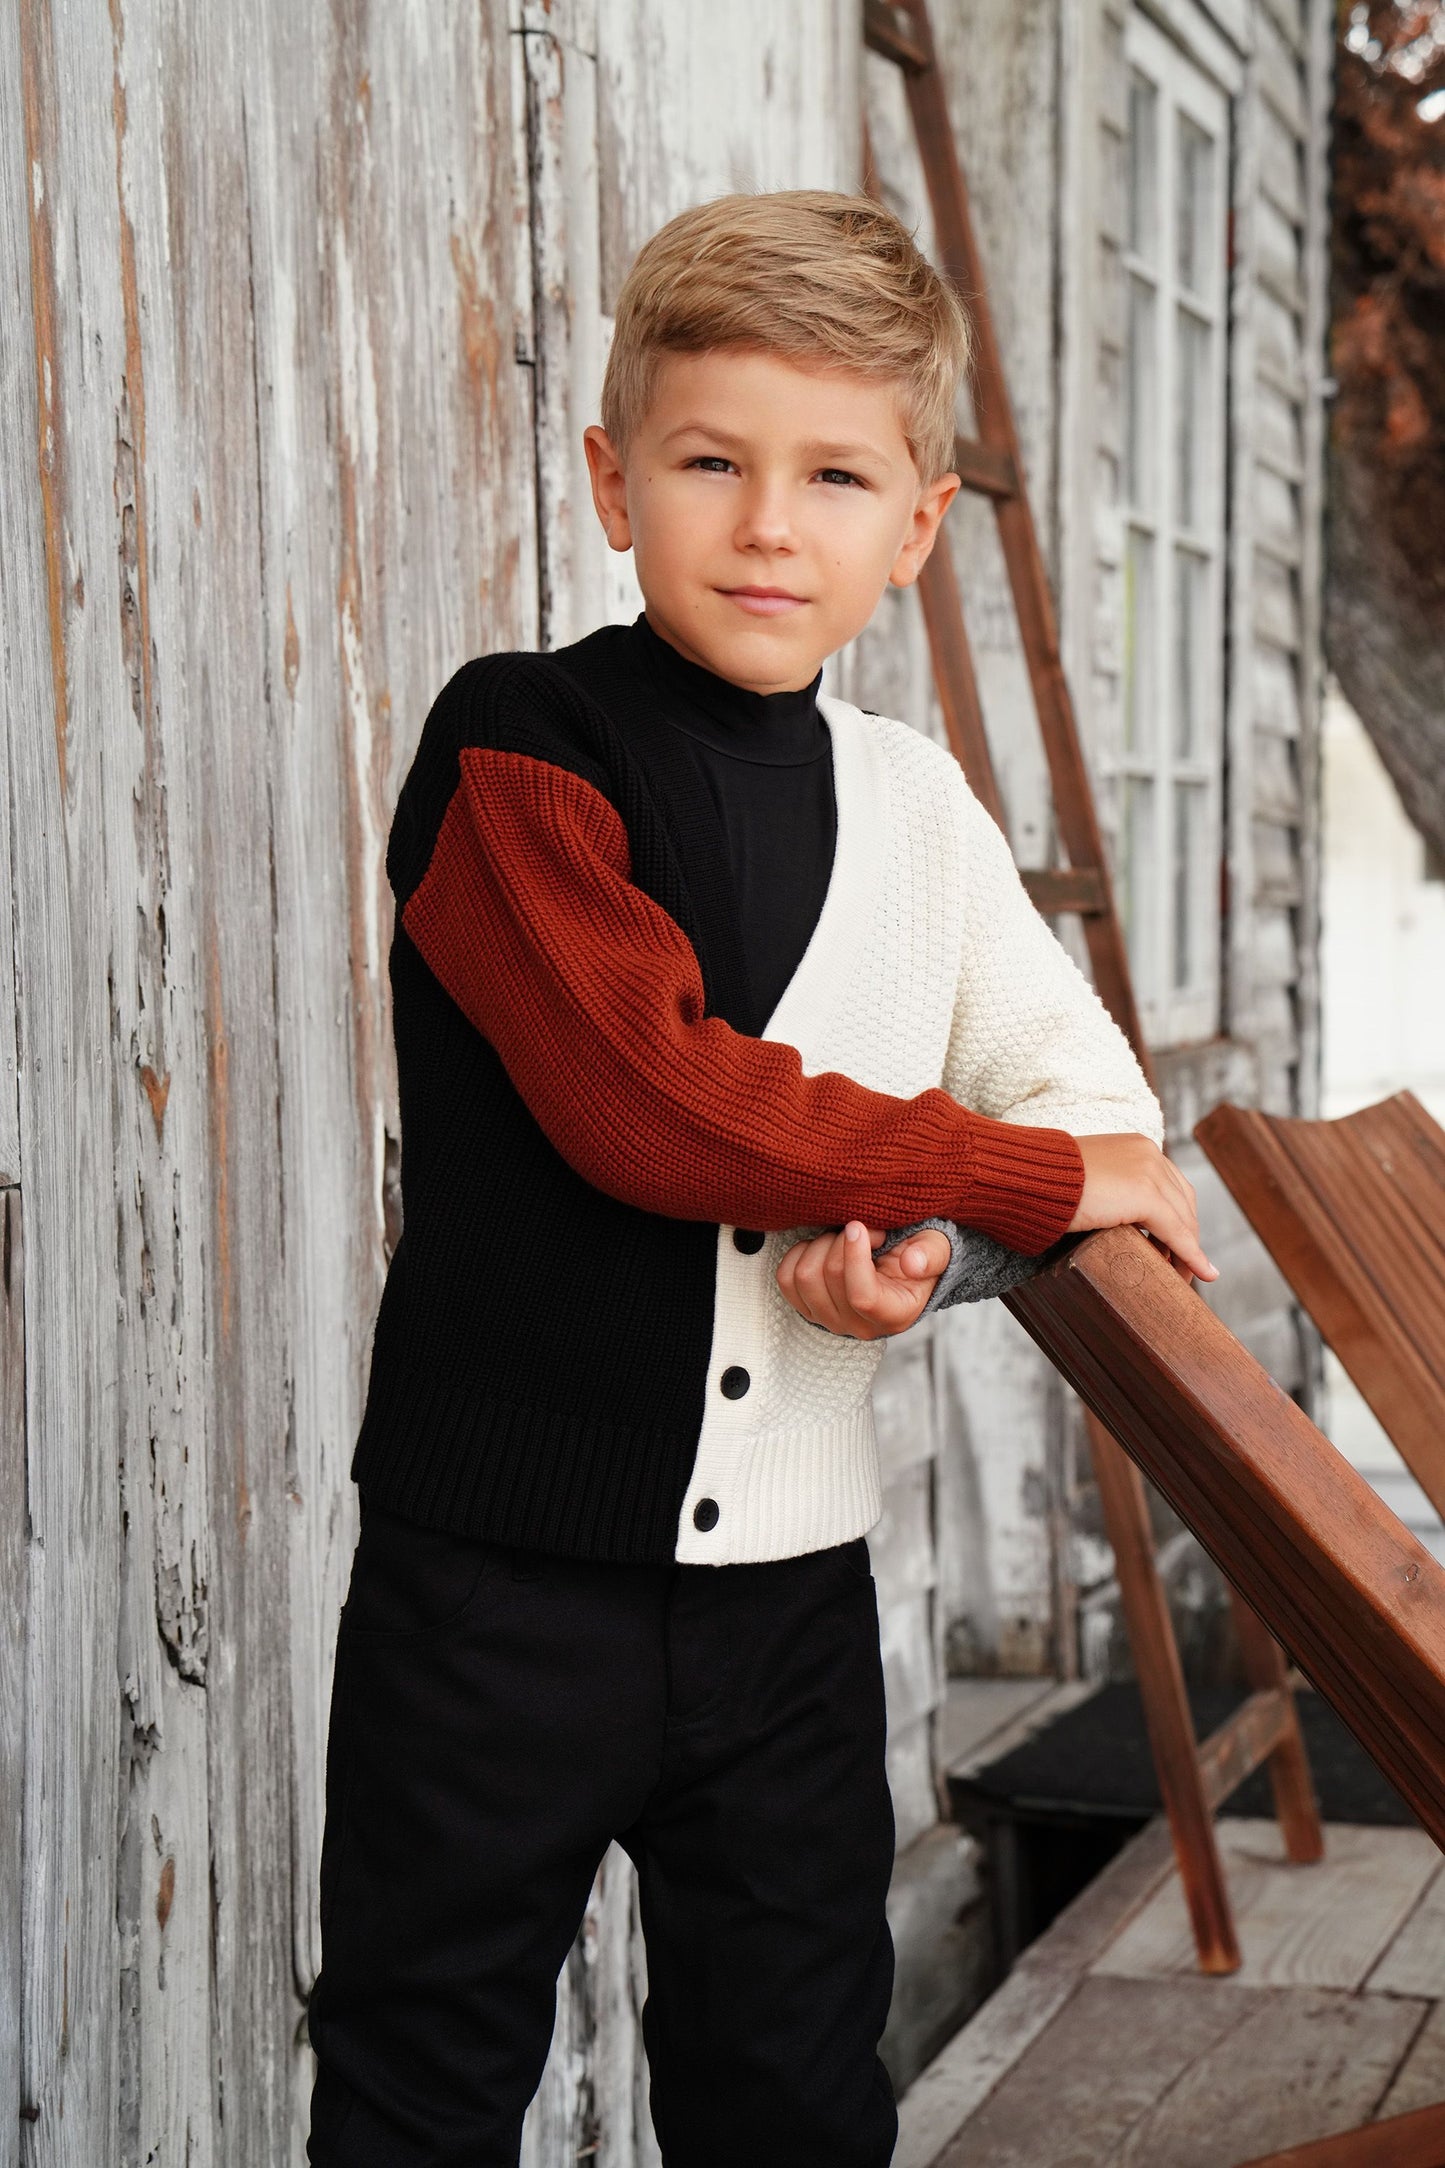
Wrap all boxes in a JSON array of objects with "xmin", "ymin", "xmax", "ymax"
[
  {"xmin": 1068, "ymin": 1134, "xmax": 1218, "ymax": 1283},
  {"xmin": 777, "ymin": 1222, "xmax": 953, "ymax": 1339}
]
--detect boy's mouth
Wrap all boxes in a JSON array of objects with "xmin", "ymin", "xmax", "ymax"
[{"xmin": 718, "ymin": 586, "xmax": 809, "ymax": 617}]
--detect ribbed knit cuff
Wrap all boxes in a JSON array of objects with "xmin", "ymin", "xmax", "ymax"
[{"xmin": 957, "ymin": 1117, "xmax": 1085, "ymax": 1255}]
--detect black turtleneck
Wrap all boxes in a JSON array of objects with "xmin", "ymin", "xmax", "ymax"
[{"xmin": 622, "ymin": 614, "xmax": 837, "ymax": 1033}]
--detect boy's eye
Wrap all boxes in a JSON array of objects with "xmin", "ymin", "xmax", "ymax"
[
  {"xmin": 687, "ymin": 456, "xmax": 736, "ymax": 474},
  {"xmin": 816, "ymin": 468, "xmax": 865, "ymax": 489}
]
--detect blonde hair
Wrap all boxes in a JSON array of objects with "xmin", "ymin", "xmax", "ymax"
[{"xmin": 601, "ymin": 190, "xmax": 971, "ymax": 483}]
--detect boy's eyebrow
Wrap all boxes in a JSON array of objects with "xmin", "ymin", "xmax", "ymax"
[{"xmin": 660, "ymin": 420, "xmax": 896, "ymax": 466}]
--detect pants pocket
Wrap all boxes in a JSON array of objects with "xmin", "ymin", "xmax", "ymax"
[{"xmin": 340, "ymin": 1502, "xmax": 495, "ymax": 1640}]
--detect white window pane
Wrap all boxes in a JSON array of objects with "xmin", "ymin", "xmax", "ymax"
[
  {"xmin": 1175, "ymin": 307, "xmax": 1211, "ymax": 532},
  {"xmin": 1128, "ymin": 71, "xmax": 1159, "ymax": 262},
  {"xmin": 1121, "ymin": 776, "xmax": 1157, "ymax": 992},
  {"xmin": 1126, "ymin": 276, "xmax": 1157, "ymax": 512},
  {"xmin": 1172, "ymin": 781, "xmax": 1210, "ymax": 993},
  {"xmin": 1125, "ymin": 529, "xmax": 1156, "ymax": 755},
  {"xmin": 1173, "ymin": 548, "xmax": 1209, "ymax": 758},
  {"xmin": 1177, "ymin": 114, "xmax": 1215, "ymax": 297}
]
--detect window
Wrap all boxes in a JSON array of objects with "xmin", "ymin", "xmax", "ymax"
[{"xmin": 1120, "ymin": 13, "xmax": 1230, "ymax": 1047}]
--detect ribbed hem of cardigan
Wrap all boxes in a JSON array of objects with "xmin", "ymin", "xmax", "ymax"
[
  {"xmin": 959, "ymin": 1117, "xmax": 1086, "ymax": 1255},
  {"xmin": 674, "ymin": 1401, "xmax": 882, "ymax": 1565},
  {"xmin": 350, "ymin": 1358, "xmax": 698, "ymax": 1564}
]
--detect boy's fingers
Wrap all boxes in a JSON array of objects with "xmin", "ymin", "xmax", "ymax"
[
  {"xmin": 792, "ymin": 1235, "xmax": 836, "ymax": 1320},
  {"xmin": 872, "ymin": 1231, "xmax": 951, "ymax": 1284},
  {"xmin": 841, "ymin": 1221, "xmax": 882, "ymax": 1315},
  {"xmin": 1145, "ymin": 1200, "xmax": 1216, "ymax": 1282},
  {"xmin": 885, "ymin": 1230, "xmax": 951, "ymax": 1279}
]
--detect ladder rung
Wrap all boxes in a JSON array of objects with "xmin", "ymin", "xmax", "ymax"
[
  {"xmin": 1198, "ymin": 1689, "xmax": 1294, "ymax": 1814},
  {"xmin": 953, "ymin": 433, "xmax": 1019, "ymax": 500},
  {"xmin": 1021, "ymin": 867, "xmax": 1108, "ymax": 916},
  {"xmin": 863, "ymin": 0, "xmax": 929, "ymax": 73}
]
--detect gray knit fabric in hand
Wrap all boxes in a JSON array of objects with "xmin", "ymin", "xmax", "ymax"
[{"xmin": 874, "ymin": 1220, "xmax": 1055, "ymax": 1309}]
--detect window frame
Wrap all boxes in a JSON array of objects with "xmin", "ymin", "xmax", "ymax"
[{"xmin": 1119, "ymin": 8, "xmax": 1233, "ymax": 1050}]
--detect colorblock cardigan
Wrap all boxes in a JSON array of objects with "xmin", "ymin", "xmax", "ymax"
[{"xmin": 351, "ymin": 634, "xmax": 1163, "ymax": 1564}]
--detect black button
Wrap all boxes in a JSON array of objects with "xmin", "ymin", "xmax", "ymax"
[
  {"xmin": 732, "ymin": 1228, "xmax": 765, "ymax": 1255},
  {"xmin": 693, "ymin": 1497, "xmax": 720, "ymax": 1532},
  {"xmin": 720, "ymin": 1365, "xmax": 750, "ymax": 1399}
]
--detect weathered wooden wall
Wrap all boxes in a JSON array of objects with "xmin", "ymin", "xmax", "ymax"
[
  {"xmin": 0, "ymin": 0, "xmax": 1336, "ymax": 2156},
  {"xmin": 3, "ymin": 0, "xmax": 536, "ymax": 2158},
  {"xmin": 1, "ymin": 1, "xmax": 873, "ymax": 2160}
]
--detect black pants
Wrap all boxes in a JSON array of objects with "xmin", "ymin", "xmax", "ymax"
[{"xmin": 305, "ymin": 1500, "xmax": 897, "ymax": 2167}]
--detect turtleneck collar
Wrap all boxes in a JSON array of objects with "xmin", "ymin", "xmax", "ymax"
[{"xmin": 630, "ymin": 612, "xmax": 826, "ymax": 768}]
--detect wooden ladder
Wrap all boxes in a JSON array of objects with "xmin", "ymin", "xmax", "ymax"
[{"xmin": 865, "ymin": 0, "xmax": 1323, "ymax": 1974}]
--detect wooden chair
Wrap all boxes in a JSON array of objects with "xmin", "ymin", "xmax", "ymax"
[
  {"xmin": 1195, "ymin": 1090, "xmax": 1445, "ymax": 1522},
  {"xmin": 1003, "ymin": 1226, "xmax": 1445, "ymax": 2167}
]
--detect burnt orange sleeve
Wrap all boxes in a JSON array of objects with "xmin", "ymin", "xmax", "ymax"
[{"xmin": 400, "ymin": 748, "xmax": 1085, "ymax": 1248}]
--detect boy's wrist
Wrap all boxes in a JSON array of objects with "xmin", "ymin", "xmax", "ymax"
[{"xmin": 957, "ymin": 1119, "xmax": 1085, "ymax": 1256}]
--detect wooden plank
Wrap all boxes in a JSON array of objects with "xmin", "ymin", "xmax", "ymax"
[
  {"xmin": 951, "ymin": 432, "xmax": 1018, "ymax": 500},
  {"xmin": 893, "ymin": 1817, "xmax": 1181, "ymax": 2168},
  {"xmin": 871, "ymin": 1457, "xmax": 937, "ymax": 1615},
  {"xmin": 1006, "ymin": 1228, "xmax": 1445, "ymax": 1848},
  {"xmin": 1377, "ymin": 2001, "xmax": 1445, "ymax": 2123},
  {"xmin": 1197, "ymin": 1691, "xmax": 1292, "ymax": 1813},
  {"xmin": 939, "ymin": 1976, "xmax": 1428, "ymax": 2168},
  {"xmin": 890, "ymin": 1722, "xmax": 944, "ymax": 1856},
  {"xmin": 523, "ymin": 0, "xmax": 604, "ymax": 650},
  {"xmin": 1122, "ymin": 1988, "xmax": 1430, "ymax": 2168},
  {"xmin": 1366, "ymin": 1863, "xmax": 1445, "ymax": 2000},
  {"xmin": 1196, "ymin": 1098, "xmax": 1445, "ymax": 1519},
  {"xmin": 882, "ymin": 1588, "xmax": 942, "ymax": 1742},
  {"xmin": 1096, "ymin": 1822, "xmax": 1440, "ymax": 1992},
  {"xmin": 10, "ymin": 0, "xmax": 136, "ymax": 2146},
  {"xmin": 1286, "ymin": 1126, "xmax": 1445, "ymax": 1405},
  {"xmin": 1237, "ymin": 2102, "xmax": 1445, "ymax": 2168},
  {"xmin": 873, "ymin": 1330, "xmax": 938, "ymax": 1486},
  {"xmin": 1021, "ymin": 866, "xmax": 1109, "ymax": 916},
  {"xmin": 939, "ymin": 1676, "xmax": 1088, "ymax": 1776},
  {"xmin": 934, "ymin": 1971, "xmax": 1247, "ymax": 2168},
  {"xmin": 249, "ymin": 7, "xmax": 545, "ymax": 2147},
  {"xmin": 0, "ymin": 1191, "xmax": 23, "ymax": 2141}
]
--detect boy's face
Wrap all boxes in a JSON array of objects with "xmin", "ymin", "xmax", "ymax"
[{"xmin": 583, "ymin": 349, "xmax": 960, "ymax": 694}]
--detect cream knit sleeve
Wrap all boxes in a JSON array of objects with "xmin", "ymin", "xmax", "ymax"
[{"xmin": 940, "ymin": 769, "xmax": 1164, "ymax": 1147}]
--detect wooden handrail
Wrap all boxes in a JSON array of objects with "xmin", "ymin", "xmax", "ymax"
[{"xmin": 1005, "ymin": 1229, "xmax": 1445, "ymax": 1849}]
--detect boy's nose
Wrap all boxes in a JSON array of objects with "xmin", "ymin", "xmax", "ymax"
[{"xmin": 733, "ymin": 488, "xmax": 797, "ymax": 553}]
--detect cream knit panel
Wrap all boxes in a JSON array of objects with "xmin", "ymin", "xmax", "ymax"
[
  {"xmin": 675, "ymin": 703, "xmax": 1163, "ymax": 1564},
  {"xmin": 936, "ymin": 753, "xmax": 1164, "ymax": 1145}
]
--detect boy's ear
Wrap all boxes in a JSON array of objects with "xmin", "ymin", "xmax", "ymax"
[
  {"xmin": 583, "ymin": 424, "xmax": 634, "ymax": 553},
  {"xmin": 888, "ymin": 471, "xmax": 962, "ymax": 589}
]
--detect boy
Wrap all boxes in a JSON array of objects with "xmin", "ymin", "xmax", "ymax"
[{"xmin": 306, "ymin": 190, "xmax": 1212, "ymax": 2168}]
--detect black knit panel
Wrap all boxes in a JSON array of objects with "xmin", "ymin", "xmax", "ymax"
[{"xmin": 353, "ymin": 649, "xmax": 735, "ymax": 1561}]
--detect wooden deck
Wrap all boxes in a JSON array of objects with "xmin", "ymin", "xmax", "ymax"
[{"xmin": 896, "ymin": 1818, "xmax": 1445, "ymax": 2168}]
